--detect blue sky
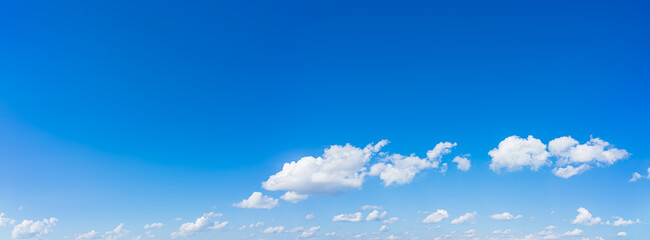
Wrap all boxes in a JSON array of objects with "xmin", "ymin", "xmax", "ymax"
[{"xmin": 1, "ymin": 0, "xmax": 649, "ymax": 239}]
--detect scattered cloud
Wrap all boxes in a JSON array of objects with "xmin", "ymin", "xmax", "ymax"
[
  {"xmin": 75, "ymin": 231, "xmax": 100, "ymax": 240},
  {"xmin": 365, "ymin": 210, "xmax": 387, "ymax": 221},
  {"xmin": 490, "ymin": 212, "xmax": 523, "ymax": 221},
  {"xmin": 332, "ymin": 212, "xmax": 362, "ymax": 222},
  {"xmin": 383, "ymin": 217, "xmax": 399, "ymax": 224},
  {"xmin": 629, "ymin": 172, "xmax": 642, "ymax": 182},
  {"xmin": 104, "ymin": 223, "xmax": 129, "ymax": 240},
  {"xmin": 450, "ymin": 212, "xmax": 476, "ymax": 224},
  {"xmin": 572, "ymin": 208, "xmax": 601, "ymax": 226},
  {"xmin": 143, "ymin": 223, "xmax": 163, "ymax": 229},
  {"xmin": 452, "ymin": 155, "xmax": 471, "ymax": 171},
  {"xmin": 379, "ymin": 225, "xmax": 389, "ymax": 232},
  {"xmin": 170, "ymin": 212, "xmax": 227, "ymax": 238},
  {"xmin": 423, "ymin": 209, "xmax": 449, "ymax": 223},
  {"xmin": 299, "ymin": 226, "xmax": 320, "ymax": 238},
  {"xmin": 361, "ymin": 205, "xmax": 383, "ymax": 210},
  {"xmin": 606, "ymin": 217, "xmax": 640, "ymax": 226},
  {"xmin": 489, "ymin": 135, "xmax": 550, "ymax": 172},
  {"xmin": 305, "ymin": 214, "xmax": 315, "ymax": 220},
  {"xmin": 233, "ymin": 192, "xmax": 279, "ymax": 209},
  {"xmin": 1, "ymin": 213, "xmax": 16, "ymax": 227},
  {"xmin": 617, "ymin": 232, "xmax": 627, "ymax": 237},
  {"xmin": 369, "ymin": 142, "xmax": 456, "ymax": 186},
  {"xmin": 12, "ymin": 218, "xmax": 58, "ymax": 240},
  {"xmin": 262, "ymin": 226, "xmax": 285, "ymax": 233},
  {"xmin": 286, "ymin": 227, "xmax": 304, "ymax": 233}
]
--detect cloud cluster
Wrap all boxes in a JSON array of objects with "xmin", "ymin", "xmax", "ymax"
[
  {"xmin": 489, "ymin": 135, "xmax": 628, "ymax": 178},
  {"xmin": 423, "ymin": 209, "xmax": 449, "ymax": 223},
  {"xmin": 12, "ymin": 218, "xmax": 58, "ymax": 240},
  {"xmin": 233, "ymin": 192, "xmax": 279, "ymax": 209},
  {"xmin": 629, "ymin": 167, "xmax": 650, "ymax": 182},
  {"xmin": 170, "ymin": 212, "xmax": 227, "ymax": 239},
  {"xmin": 369, "ymin": 142, "xmax": 456, "ymax": 186},
  {"xmin": 572, "ymin": 208, "xmax": 602, "ymax": 225}
]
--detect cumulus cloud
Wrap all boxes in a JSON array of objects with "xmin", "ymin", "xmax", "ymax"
[
  {"xmin": 365, "ymin": 210, "xmax": 387, "ymax": 221},
  {"xmin": 233, "ymin": 192, "xmax": 279, "ymax": 209},
  {"xmin": 1, "ymin": 213, "xmax": 16, "ymax": 227},
  {"xmin": 104, "ymin": 223, "xmax": 129, "ymax": 240},
  {"xmin": 263, "ymin": 141, "xmax": 388, "ymax": 195},
  {"xmin": 280, "ymin": 191, "xmax": 309, "ymax": 203},
  {"xmin": 490, "ymin": 135, "xmax": 628, "ymax": 178},
  {"xmin": 490, "ymin": 212, "xmax": 523, "ymax": 221},
  {"xmin": 170, "ymin": 212, "xmax": 227, "ymax": 238},
  {"xmin": 332, "ymin": 212, "xmax": 362, "ymax": 222},
  {"xmin": 299, "ymin": 226, "xmax": 320, "ymax": 238},
  {"xmin": 562, "ymin": 228, "xmax": 583, "ymax": 236},
  {"xmin": 12, "ymin": 218, "xmax": 58, "ymax": 240},
  {"xmin": 629, "ymin": 172, "xmax": 642, "ymax": 182},
  {"xmin": 572, "ymin": 208, "xmax": 601, "ymax": 226},
  {"xmin": 552, "ymin": 164, "xmax": 591, "ymax": 178},
  {"xmin": 452, "ymin": 155, "xmax": 471, "ymax": 171},
  {"xmin": 617, "ymin": 232, "xmax": 627, "ymax": 237},
  {"xmin": 369, "ymin": 142, "xmax": 456, "ymax": 186},
  {"xmin": 450, "ymin": 212, "xmax": 476, "ymax": 224},
  {"xmin": 143, "ymin": 223, "xmax": 163, "ymax": 229},
  {"xmin": 489, "ymin": 135, "xmax": 550, "ymax": 172},
  {"xmin": 606, "ymin": 217, "xmax": 640, "ymax": 226},
  {"xmin": 423, "ymin": 209, "xmax": 449, "ymax": 223},
  {"xmin": 75, "ymin": 230, "xmax": 100, "ymax": 240},
  {"xmin": 262, "ymin": 226, "xmax": 285, "ymax": 233}
]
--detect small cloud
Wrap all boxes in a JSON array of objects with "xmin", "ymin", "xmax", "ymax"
[
  {"xmin": 332, "ymin": 212, "xmax": 362, "ymax": 222},
  {"xmin": 450, "ymin": 211, "xmax": 476, "ymax": 224},
  {"xmin": 490, "ymin": 212, "xmax": 523, "ymax": 221},
  {"xmin": 233, "ymin": 192, "xmax": 279, "ymax": 209}
]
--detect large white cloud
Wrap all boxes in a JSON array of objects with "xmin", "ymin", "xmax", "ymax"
[
  {"xmin": 263, "ymin": 141, "xmax": 388, "ymax": 195},
  {"xmin": 450, "ymin": 212, "xmax": 476, "ymax": 224},
  {"xmin": 12, "ymin": 218, "xmax": 58, "ymax": 240},
  {"xmin": 423, "ymin": 209, "xmax": 449, "ymax": 223},
  {"xmin": 572, "ymin": 208, "xmax": 601, "ymax": 226},
  {"xmin": 332, "ymin": 212, "xmax": 362, "ymax": 222},
  {"xmin": 489, "ymin": 135, "xmax": 550, "ymax": 172},
  {"xmin": 233, "ymin": 192, "xmax": 279, "ymax": 209},
  {"xmin": 490, "ymin": 135, "xmax": 629, "ymax": 178},
  {"xmin": 369, "ymin": 142, "xmax": 456, "ymax": 186},
  {"xmin": 170, "ymin": 212, "xmax": 227, "ymax": 238}
]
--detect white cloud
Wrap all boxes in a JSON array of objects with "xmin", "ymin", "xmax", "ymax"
[
  {"xmin": 262, "ymin": 226, "xmax": 285, "ymax": 233},
  {"xmin": 263, "ymin": 141, "xmax": 388, "ymax": 195},
  {"xmin": 280, "ymin": 191, "xmax": 309, "ymax": 203},
  {"xmin": 361, "ymin": 205, "xmax": 383, "ymax": 210},
  {"xmin": 332, "ymin": 212, "xmax": 362, "ymax": 222},
  {"xmin": 561, "ymin": 228, "xmax": 583, "ymax": 236},
  {"xmin": 490, "ymin": 136, "xmax": 629, "ymax": 178},
  {"xmin": 12, "ymin": 218, "xmax": 58, "ymax": 240},
  {"xmin": 617, "ymin": 232, "xmax": 627, "ymax": 237},
  {"xmin": 299, "ymin": 226, "xmax": 320, "ymax": 238},
  {"xmin": 286, "ymin": 227, "xmax": 304, "ymax": 233},
  {"xmin": 572, "ymin": 208, "xmax": 601, "ymax": 226},
  {"xmin": 383, "ymin": 217, "xmax": 399, "ymax": 224},
  {"xmin": 492, "ymin": 229, "xmax": 513, "ymax": 234},
  {"xmin": 423, "ymin": 209, "xmax": 449, "ymax": 223},
  {"xmin": 143, "ymin": 223, "xmax": 163, "ymax": 229},
  {"xmin": 629, "ymin": 172, "xmax": 642, "ymax": 182},
  {"xmin": 75, "ymin": 231, "xmax": 100, "ymax": 240},
  {"xmin": 450, "ymin": 211, "xmax": 476, "ymax": 224},
  {"xmin": 170, "ymin": 212, "xmax": 227, "ymax": 238},
  {"xmin": 489, "ymin": 135, "xmax": 550, "ymax": 172},
  {"xmin": 552, "ymin": 164, "xmax": 591, "ymax": 178},
  {"xmin": 369, "ymin": 142, "xmax": 456, "ymax": 186},
  {"xmin": 379, "ymin": 225, "xmax": 389, "ymax": 232},
  {"xmin": 606, "ymin": 217, "xmax": 640, "ymax": 226},
  {"xmin": 305, "ymin": 214, "xmax": 315, "ymax": 220},
  {"xmin": 104, "ymin": 223, "xmax": 129, "ymax": 240},
  {"xmin": 366, "ymin": 210, "xmax": 387, "ymax": 221},
  {"xmin": 452, "ymin": 156, "xmax": 471, "ymax": 171},
  {"xmin": 1, "ymin": 213, "xmax": 16, "ymax": 227},
  {"xmin": 490, "ymin": 212, "xmax": 523, "ymax": 221},
  {"xmin": 233, "ymin": 192, "xmax": 279, "ymax": 209},
  {"xmin": 325, "ymin": 232, "xmax": 337, "ymax": 236}
]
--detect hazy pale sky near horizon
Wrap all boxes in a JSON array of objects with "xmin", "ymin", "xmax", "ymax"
[{"xmin": 1, "ymin": 0, "xmax": 649, "ymax": 240}]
